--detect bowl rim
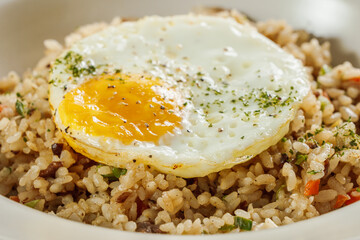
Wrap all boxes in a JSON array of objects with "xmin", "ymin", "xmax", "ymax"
[
  {"xmin": 0, "ymin": 194, "xmax": 359, "ymax": 240},
  {"xmin": 1, "ymin": 0, "xmax": 360, "ymax": 239}
]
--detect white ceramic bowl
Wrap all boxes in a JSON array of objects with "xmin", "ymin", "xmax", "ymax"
[{"xmin": 0, "ymin": 0, "xmax": 359, "ymax": 239}]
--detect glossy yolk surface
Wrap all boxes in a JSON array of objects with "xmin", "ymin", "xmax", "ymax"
[{"xmin": 58, "ymin": 74, "xmax": 182, "ymax": 144}]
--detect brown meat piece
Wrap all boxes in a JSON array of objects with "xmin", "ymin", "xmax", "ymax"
[
  {"xmin": 136, "ymin": 222, "xmax": 164, "ymax": 233},
  {"xmin": 136, "ymin": 198, "xmax": 149, "ymax": 218},
  {"xmin": 39, "ymin": 161, "xmax": 63, "ymax": 178},
  {"xmin": 51, "ymin": 143, "xmax": 64, "ymax": 157}
]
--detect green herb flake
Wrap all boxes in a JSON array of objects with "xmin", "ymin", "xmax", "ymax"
[
  {"xmin": 23, "ymin": 137, "xmax": 28, "ymax": 142},
  {"xmin": 348, "ymin": 129, "xmax": 356, "ymax": 137},
  {"xmin": 197, "ymin": 72, "xmax": 204, "ymax": 77},
  {"xmin": 96, "ymin": 164, "xmax": 104, "ymax": 170},
  {"xmin": 24, "ymin": 199, "xmax": 40, "ymax": 208},
  {"xmin": 319, "ymin": 65, "xmax": 332, "ymax": 76},
  {"xmin": 60, "ymin": 51, "xmax": 96, "ymax": 78},
  {"xmin": 295, "ymin": 153, "xmax": 308, "ymax": 165},
  {"xmin": 275, "ymin": 184, "xmax": 286, "ymax": 200},
  {"xmin": 320, "ymin": 102, "xmax": 326, "ymax": 111},
  {"xmin": 221, "ymin": 194, "xmax": 228, "ymax": 201},
  {"xmin": 306, "ymin": 132, "xmax": 314, "ymax": 138},
  {"xmin": 356, "ymin": 188, "xmax": 360, "ymax": 192},
  {"xmin": 234, "ymin": 216, "xmax": 253, "ymax": 231},
  {"xmin": 15, "ymin": 100, "xmax": 26, "ymax": 117},
  {"xmin": 281, "ymin": 137, "xmax": 287, "ymax": 142},
  {"xmin": 307, "ymin": 170, "xmax": 320, "ymax": 175},
  {"xmin": 315, "ymin": 128, "xmax": 323, "ymax": 135},
  {"xmin": 350, "ymin": 139, "xmax": 358, "ymax": 147},
  {"xmin": 298, "ymin": 137, "xmax": 305, "ymax": 142}
]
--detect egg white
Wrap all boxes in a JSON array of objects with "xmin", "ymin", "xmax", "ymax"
[{"xmin": 49, "ymin": 15, "xmax": 310, "ymax": 177}]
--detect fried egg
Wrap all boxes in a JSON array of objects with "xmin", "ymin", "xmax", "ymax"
[{"xmin": 49, "ymin": 15, "xmax": 310, "ymax": 177}]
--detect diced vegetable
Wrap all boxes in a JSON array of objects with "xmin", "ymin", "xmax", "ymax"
[
  {"xmin": 333, "ymin": 189, "xmax": 360, "ymax": 208},
  {"xmin": 304, "ymin": 179, "xmax": 320, "ymax": 196},
  {"xmin": 24, "ymin": 199, "xmax": 40, "ymax": 208},
  {"xmin": 9, "ymin": 196, "xmax": 19, "ymax": 202},
  {"xmin": 348, "ymin": 77, "xmax": 360, "ymax": 82},
  {"xmin": 344, "ymin": 189, "xmax": 360, "ymax": 206},
  {"xmin": 234, "ymin": 216, "xmax": 253, "ymax": 231},
  {"xmin": 0, "ymin": 104, "xmax": 3, "ymax": 113},
  {"xmin": 334, "ymin": 194, "xmax": 350, "ymax": 209}
]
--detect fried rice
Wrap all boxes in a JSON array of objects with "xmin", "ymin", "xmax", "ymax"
[{"xmin": 0, "ymin": 8, "xmax": 360, "ymax": 234}]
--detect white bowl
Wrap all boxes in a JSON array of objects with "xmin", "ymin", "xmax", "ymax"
[{"xmin": 0, "ymin": 0, "xmax": 359, "ymax": 239}]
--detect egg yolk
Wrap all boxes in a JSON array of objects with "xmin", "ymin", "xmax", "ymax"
[{"xmin": 58, "ymin": 74, "xmax": 182, "ymax": 144}]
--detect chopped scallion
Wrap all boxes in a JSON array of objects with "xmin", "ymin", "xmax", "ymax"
[
  {"xmin": 101, "ymin": 167, "xmax": 127, "ymax": 180},
  {"xmin": 25, "ymin": 199, "xmax": 40, "ymax": 208},
  {"xmin": 15, "ymin": 100, "xmax": 25, "ymax": 117},
  {"xmin": 234, "ymin": 216, "xmax": 253, "ymax": 231},
  {"xmin": 295, "ymin": 153, "xmax": 308, "ymax": 165},
  {"xmin": 307, "ymin": 170, "xmax": 320, "ymax": 175},
  {"xmin": 319, "ymin": 65, "xmax": 332, "ymax": 76},
  {"xmin": 219, "ymin": 224, "xmax": 237, "ymax": 231},
  {"xmin": 275, "ymin": 184, "xmax": 286, "ymax": 200}
]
